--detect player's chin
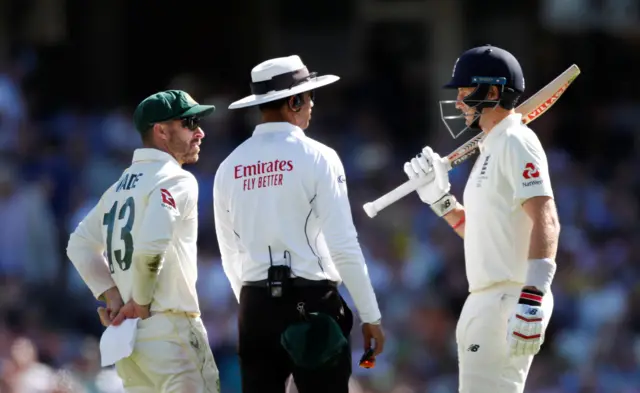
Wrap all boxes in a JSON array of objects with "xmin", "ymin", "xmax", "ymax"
[
  {"xmin": 463, "ymin": 113, "xmax": 475, "ymax": 125},
  {"xmin": 183, "ymin": 152, "xmax": 200, "ymax": 164}
]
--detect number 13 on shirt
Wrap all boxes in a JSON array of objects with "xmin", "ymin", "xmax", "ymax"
[{"xmin": 103, "ymin": 197, "xmax": 136, "ymax": 273}]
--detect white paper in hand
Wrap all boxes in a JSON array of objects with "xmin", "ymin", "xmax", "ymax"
[{"xmin": 99, "ymin": 318, "xmax": 140, "ymax": 367}]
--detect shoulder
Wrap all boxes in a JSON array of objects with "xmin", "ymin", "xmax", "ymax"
[
  {"xmin": 296, "ymin": 135, "xmax": 341, "ymax": 165},
  {"xmin": 502, "ymin": 123, "xmax": 545, "ymax": 152},
  {"xmin": 164, "ymin": 166, "xmax": 197, "ymax": 184},
  {"xmin": 153, "ymin": 166, "xmax": 198, "ymax": 196}
]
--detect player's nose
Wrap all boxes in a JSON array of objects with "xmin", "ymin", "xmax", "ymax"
[{"xmin": 194, "ymin": 127, "xmax": 205, "ymax": 139}]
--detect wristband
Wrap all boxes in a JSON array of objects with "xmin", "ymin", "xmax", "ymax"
[
  {"xmin": 452, "ymin": 215, "xmax": 465, "ymax": 229},
  {"xmin": 525, "ymin": 258, "xmax": 556, "ymax": 295},
  {"xmin": 518, "ymin": 288, "xmax": 543, "ymax": 307},
  {"xmin": 430, "ymin": 193, "xmax": 457, "ymax": 217}
]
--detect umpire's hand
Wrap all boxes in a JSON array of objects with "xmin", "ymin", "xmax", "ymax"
[{"xmin": 362, "ymin": 322, "xmax": 385, "ymax": 357}]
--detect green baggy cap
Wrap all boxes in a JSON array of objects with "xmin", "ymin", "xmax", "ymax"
[
  {"xmin": 281, "ymin": 312, "xmax": 348, "ymax": 369},
  {"xmin": 133, "ymin": 90, "xmax": 216, "ymax": 134}
]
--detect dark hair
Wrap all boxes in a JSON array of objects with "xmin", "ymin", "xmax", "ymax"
[{"xmin": 258, "ymin": 97, "xmax": 288, "ymax": 112}]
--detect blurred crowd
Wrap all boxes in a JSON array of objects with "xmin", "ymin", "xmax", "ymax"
[{"xmin": 1, "ymin": 37, "xmax": 640, "ymax": 393}]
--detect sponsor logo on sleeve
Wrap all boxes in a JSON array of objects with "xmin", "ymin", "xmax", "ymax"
[
  {"xmin": 522, "ymin": 163, "xmax": 543, "ymax": 187},
  {"xmin": 160, "ymin": 188, "xmax": 177, "ymax": 209}
]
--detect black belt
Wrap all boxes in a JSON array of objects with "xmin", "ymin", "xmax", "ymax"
[{"xmin": 243, "ymin": 277, "xmax": 338, "ymax": 288}]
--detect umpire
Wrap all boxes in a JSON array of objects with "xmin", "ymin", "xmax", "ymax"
[{"xmin": 213, "ymin": 55, "xmax": 385, "ymax": 393}]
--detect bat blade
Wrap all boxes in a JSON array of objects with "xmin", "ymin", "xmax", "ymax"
[
  {"xmin": 362, "ymin": 64, "xmax": 580, "ymax": 218},
  {"xmin": 518, "ymin": 64, "xmax": 581, "ymax": 125}
]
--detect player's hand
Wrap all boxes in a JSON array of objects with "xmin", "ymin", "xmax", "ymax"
[
  {"xmin": 97, "ymin": 287, "xmax": 124, "ymax": 327},
  {"xmin": 111, "ymin": 299, "xmax": 151, "ymax": 326},
  {"xmin": 507, "ymin": 289, "xmax": 546, "ymax": 357},
  {"xmin": 362, "ymin": 322, "xmax": 385, "ymax": 357},
  {"xmin": 403, "ymin": 146, "xmax": 451, "ymax": 205}
]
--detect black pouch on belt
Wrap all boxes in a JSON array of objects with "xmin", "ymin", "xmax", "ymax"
[{"xmin": 267, "ymin": 264, "xmax": 291, "ymax": 298}]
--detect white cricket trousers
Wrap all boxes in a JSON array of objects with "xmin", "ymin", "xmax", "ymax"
[
  {"xmin": 115, "ymin": 312, "xmax": 220, "ymax": 393},
  {"xmin": 456, "ymin": 282, "xmax": 554, "ymax": 393}
]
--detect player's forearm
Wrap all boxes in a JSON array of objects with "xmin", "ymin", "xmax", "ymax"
[
  {"xmin": 442, "ymin": 203, "xmax": 466, "ymax": 238},
  {"xmin": 528, "ymin": 205, "xmax": 560, "ymax": 260},
  {"xmin": 67, "ymin": 235, "xmax": 116, "ymax": 299},
  {"xmin": 525, "ymin": 199, "xmax": 560, "ymax": 294},
  {"xmin": 328, "ymin": 237, "xmax": 381, "ymax": 323},
  {"xmin": 131, "ymin": 253, "xmax": 164, "ymax": 306},
  {"xmin": 333, "ymin": 257, "xmax": 382, "ymax": 324}
]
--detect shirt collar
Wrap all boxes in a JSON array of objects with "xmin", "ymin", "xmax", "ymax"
[
  {"xmin": 479, "ymin": 113, "xmax": 522, "ymax": 152},
  {"xmin": 252, "ymin": 122, "xmax": 305, "ymax": 137},
  {"xmin": 132, "ymin": 148, "xmax": 180, "ymax": 165}
]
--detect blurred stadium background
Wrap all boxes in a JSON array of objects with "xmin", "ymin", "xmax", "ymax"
[{"xmin": 1, "ymin": 0, "xmax": 639, "ymax": 392}]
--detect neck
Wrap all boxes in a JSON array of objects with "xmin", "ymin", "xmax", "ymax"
[
  {"xmin": 261, "ymin": 110, "xmax": 294, "ymax": 126},
  {"xmin": 480, "ymin": 107, "xmax": 515, "ymax": 134}
]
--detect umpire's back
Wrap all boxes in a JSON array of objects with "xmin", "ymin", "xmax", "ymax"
[
  {"xmin": 216, "ymin": 54, "xmax": 383, "ymax": 393},
  {"xmin": 214, "ymin": 122, "xmax": 347, "ymax": 285}
]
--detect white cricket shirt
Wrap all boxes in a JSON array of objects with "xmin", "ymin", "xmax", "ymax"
[
  {"xmin": 213, "ymin": 122, "xmax": 381, "ymax": 323},
  {"xmin": 462, "ymin": 113, "xmax": 554, "ymax": 292},
  {"xmin": 67, "ymin": 148, "xmax": 201, "ymax": 314}
]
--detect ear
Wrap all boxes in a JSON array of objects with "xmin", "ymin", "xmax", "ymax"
[
  {"xmin": 288, "ymin": 96, "xmax": 301, "ymax": 113},
  {"xmin": 153, "ymin": 123, "xmax": 169, "ymax": 140},
  {"xmin": 488, "ymin": 86, "xmax": 500, "ymax": 100}
]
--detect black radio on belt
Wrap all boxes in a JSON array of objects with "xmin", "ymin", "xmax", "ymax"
[{"xmin": 267, "ymin": 248, "xmax": 292, "ymax": 298}]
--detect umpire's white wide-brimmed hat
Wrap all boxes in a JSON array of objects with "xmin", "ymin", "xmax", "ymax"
[{"xmin": 228, "ymin": 55, "xmax": 340, "ymax": 109}]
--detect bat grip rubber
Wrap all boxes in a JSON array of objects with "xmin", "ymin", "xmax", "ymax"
[{"xmin": 362, "ymin": 170, "xmax": 436, "ymax": 218}]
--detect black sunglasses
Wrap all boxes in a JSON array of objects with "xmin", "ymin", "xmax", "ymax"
[{"xmin": 180, "ymin": 116, "xmax": 201, "ymax": 131}]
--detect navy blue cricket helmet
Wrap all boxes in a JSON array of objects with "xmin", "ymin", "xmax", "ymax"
[{"xmin": 439, "ymin": 44, "xmax": 525, "ymax": 138}]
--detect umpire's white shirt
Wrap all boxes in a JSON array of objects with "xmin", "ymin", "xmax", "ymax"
[
  {"xmin": 463, "ymin": 113, "xmax": 554, "ymax": 292},
  {"xmin": 67, "ymin": 149, "xmax": 201, "ymax": 315},
  {"xmin": 213, "ymin": 122, "xmax": 381, "ymax": 324}
]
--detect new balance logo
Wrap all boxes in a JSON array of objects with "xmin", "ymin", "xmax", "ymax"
[{"xmin": 467, "ymin": 344, "xmax": 480, "ymax": 352}]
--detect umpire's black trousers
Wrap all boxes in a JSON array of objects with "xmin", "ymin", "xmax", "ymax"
[{"xmin": 238, "ymin": 279, "xmax": 354, "ymax": 393}]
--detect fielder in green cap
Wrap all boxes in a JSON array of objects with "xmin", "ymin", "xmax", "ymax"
[
  {"xmin": 67, "ymin": 88, "xmax": 221, "ymax": 392},
  {"xmin": 133, "ymin": 89, "xmax": 216, "ymax": 165}
]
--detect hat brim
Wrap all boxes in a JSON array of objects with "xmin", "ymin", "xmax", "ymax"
[
  {"xmin": 228, "ymin": 75, "xmax": 340, "ymax": 110},
  {"xmin": 179, "ymin": 104, "xmax": 216, "ymax": 118}
]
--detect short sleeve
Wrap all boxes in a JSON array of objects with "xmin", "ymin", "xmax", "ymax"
[
  {"xmin": 134, "ymin": 174, "xmax": 197, "ymax": 255},
  {"xmin": 501, "ymin": 132, "xmax": 554, "ymax": 204}
]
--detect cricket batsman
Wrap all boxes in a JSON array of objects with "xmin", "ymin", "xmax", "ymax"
[
  {"xmin": 403, "ymin": 45, "xmax": 560, "ymax": 392},
  {"xmin": 66, "ymin": 90, "xmax": 220, "ymax": 392}
]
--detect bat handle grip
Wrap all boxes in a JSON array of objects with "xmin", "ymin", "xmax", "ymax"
[
  {"xmin": 362, "ymin": 202, "xmax": 379, "ymax": 218},
  {"xmin": 362, "ymin": 171, "xmax": 436, "ymax": 218}
]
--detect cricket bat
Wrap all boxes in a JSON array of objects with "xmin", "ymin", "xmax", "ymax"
[{"xmin": 363, "ymin": 64, "xmax": 581, "ymax": 218}]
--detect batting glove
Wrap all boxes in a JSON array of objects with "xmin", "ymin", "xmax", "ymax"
[
  {"xmin": 507, "ymin": 288, "xmax": 546, "ymax": 357},
  {"xmin": 403, "ymin": 147, "xmax": 455, "ymax": 217}
]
